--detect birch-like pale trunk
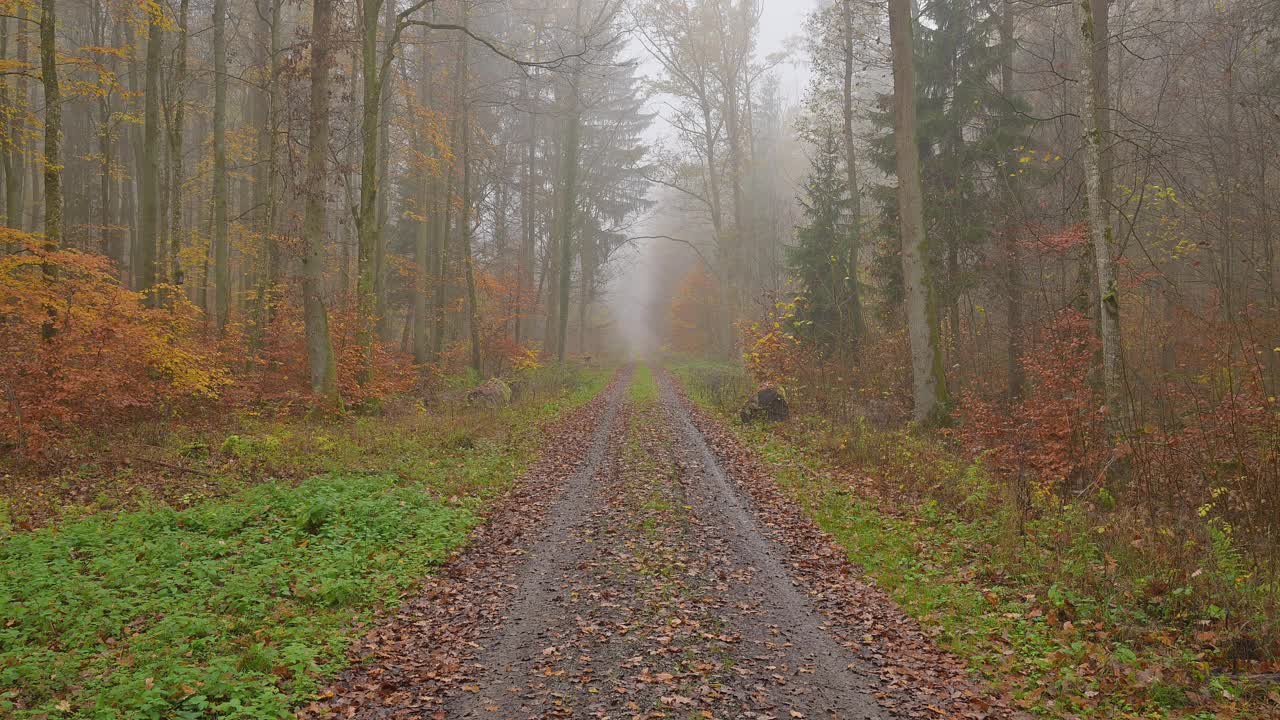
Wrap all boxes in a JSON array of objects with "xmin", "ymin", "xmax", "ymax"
[
  {"xmin": 840, "ymin": 0, "xmax": 866, "ymax": 346},
  {"xmin": 888, "ymin": 0, "xmax": 948, "ymax": 423},
  {"xmin": 1076, "ymin": 0, "xmax": 1126, "ymax": 434}
]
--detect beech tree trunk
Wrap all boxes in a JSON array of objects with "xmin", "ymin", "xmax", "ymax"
[
  {"xmin": 514, "ymin": 49, "xmax": 538, "ymax": 346},
  {"xmin": 356, "ymin": 0, "xmax": 383, "ymax": 383},
  {"xmin": 375, "ymin": 0, "xmax": 394, "ymax": 339},
  {"xmin": 302, "ymin": 0, "xmax": 340, "ymax": 405},
  {"xmin": 211, "ymin": 0, "xmax": 229, "ymax": 328},
  {"xmin": 456, "ymin": 1, "xmax": 483, "ymax": 374},
  {"xmin": 137, "ymin": 16, "xmax": 161, "ymax": 298},
  {"xmin": 413, "ymin": 26, "xmax": 432, "ymax": 365},
  {"xmin": 3, "ymin": 10, "xmax": 27, "ymax": 230},
  {"xmin": 39, "ymin": 0, "xmax": 61, "ymax": 246},
  {"xmin": 888, "ymin": 0, "xmax": 948, "ymax": 423}
]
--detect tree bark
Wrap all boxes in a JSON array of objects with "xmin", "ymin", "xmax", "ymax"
[
  {"xmin": 167, "ymin": 0, "xmax": 189, "ymax": 290},
  {"xmin": 211, "ymin": 0, "xmax": 229, "ymax": 328},
  {"xmin": 999, "ymin": 0, "xmax": 1024, "ymax": 400},
  {"xmin": 302, "ymin": 0, "xmax": 341, "ymax": 406},
  {"xmin": 95, "ymin": 4, "xmax": 112, "ymax": 255},
  {"xmin": 137, "ymin": 16, "xmax": 161, "ymax": 298},
  {"xmin": 515, "ymin": 52, "xmax": 538, "ymax": 346},
  {"xmin": 456, "ymin": 1, "xmax": 483, "ymax": 374},
  {"xmin": 1076, "ymin": 0, "xmax": 1126, "ymax": 434},
  {"xmin": 554, "ymin": 65, "xmax": 582, "ymax": 363},
  {"xmin": 3, "ymin": 10, "xmax": 28, "ymax": 230},
  {"xmin": 888, "ymin": 0, "xmax": 948, "ymax": 423},
  {"xmin": 413, "ymin": 25, "xmax": 433, "ymax": 366},
  {"xmin": 39, "ymin": 0, "xmax": 61, "ymax": 246},
  {"xmin": 356, "ymin": 0, "xmax": 383, "ymax": 384},
  {"xmin": 375, "ymin": 0, "xmax": 394, "ymax": 340},
  {"xmin": 840, "ymin": 0, "xmax": 866, "ymax": 346}
]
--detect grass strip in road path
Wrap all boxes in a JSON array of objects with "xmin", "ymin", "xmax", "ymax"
[
  {"xmin": 671, "ymin": 361, "xmax": 1271, "ymax": 720},
  {"xmin": 0, "ymin": 369, "xmax": 609, "ymax": 720}
]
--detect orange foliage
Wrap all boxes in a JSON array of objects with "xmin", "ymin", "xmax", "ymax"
[
  {"xmin": 666, "ymin": 265, "xmax": 719, "ymax": 355},
  {"xmin": 0, "ymin": 232, "xmax": 228, "ymax": 453},
  {"xmin": 475, "ymin": 269, "xmax": 542, "ymax": 374},
  {"xmin": 959, "ymin": 310, "xmax": 1107, "ymax": 492},
  {"xmin": 229, "ymin": 298, "xmax": 417, "ymax": 411}
]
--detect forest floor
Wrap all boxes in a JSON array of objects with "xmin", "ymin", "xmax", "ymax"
[
  {"xmin": 301, "ymin": 365, "xmax": 1010, "ymax": 720},
  {"xmin": 0, "ymin": 367, "xmax": 609, "ymax": 719}
]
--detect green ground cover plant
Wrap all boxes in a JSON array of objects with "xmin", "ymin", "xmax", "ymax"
[
  {"xmin": 0, "ymin": 367, "xmax": 608, "ymax": 719},
  {"xmin": 672, "ymin": 361, "xmax": 1272, "ymax": 719}
]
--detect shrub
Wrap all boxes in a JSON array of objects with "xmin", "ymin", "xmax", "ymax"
[{"xmin": 0, "ymin": 232, "xmax": 228, "ymax": 454}]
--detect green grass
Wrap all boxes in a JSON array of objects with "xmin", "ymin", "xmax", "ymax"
[
  {"xmin": 0, "ymin": 367, "xmax": 610, "ymax": 719},
  {"xmin": 668, "ymin": 359, "xmax": 1261, "ymax": 719},
  {"xmin": 629, "ymin": 364, "xmax": 658, "ymax": 404}
]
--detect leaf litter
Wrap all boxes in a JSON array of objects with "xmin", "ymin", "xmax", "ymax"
[{"xmin": 299, "ymin": 367, "xmax": 1021, "ymax": 719}]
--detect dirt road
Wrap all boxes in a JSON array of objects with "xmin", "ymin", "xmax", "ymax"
[{"xmin": 302, "ymin": 368, "xmax": 1004, "ymax": 720}]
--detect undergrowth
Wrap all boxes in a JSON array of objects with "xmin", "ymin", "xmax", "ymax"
[
  {"xmin": 0, "ymin": 366, "xmax": 609, "ymax": 719},
  {"xmin": 1, "ymin": 365, "xmax": 609, "ymax": 529},
  {"xmin": 671, "ymin": 360, "xmax": 1278, "ymax": 719}
]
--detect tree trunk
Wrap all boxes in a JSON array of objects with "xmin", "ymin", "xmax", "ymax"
[
  {"xmin": 431, "ymin": 185, "xmax": 450, "ymax": 361},
  {"xmin": 302, "ymin": 0, "xmax": 341, "ymax": 406},
  {"xmin": 264, "ymin": 0, "xmax": 282, "ymax": 291},
  {"xmin": 456, "ymin": 2, "xmax": 482, "ymax": 375},
  {"xmin": 840, "ymin": 0, "xmax": 866, "ymax": 346},
  {"xmin": 250, "ymin": 0, "xmax": 279, "ymax": 348},
  {"xmin": 211, "ymin": 0, "xmax": 229, "ymax": 328},
  {"xmin": 554, "ymin": 73, "xmax": 582, "ymax": 364},
  {"xmin": 168, "ymin": 0, "xmax": 190, "ymax": 289},
  {"xmin": 999, "ymin": 0, "xmax": 1024, "ymax": 400},
  {"xmin": 3, "ymin": 10, "xmax": 27, "ymax": 230},
  {"xmin": 39, "ymin": 0, "xmax": 61, "ymax": 246},
  {"xmin": 137, "ymin": 17, "xmax": 161, "ymax": 297},
  {"xmin": 1076, "ymin": 0, "xmax": 1126, "ymax": 434},
  {"xmin": 355, "ymin": 0, "xmax": 383, "ymax": 384},
  {"xmin": 375, "ymin": 0, "xmax": 394, "ymax": 340},
  {"xmin": 888, "ymin": 0, "xmax": 948, "ymax": 423},
  {"xmin": 413, "ymin": 26, "xmax": 433, "ymax": 366},
  {"xmin": 515, "ymin": 58, "xmax": 538, "ymax": 346}
]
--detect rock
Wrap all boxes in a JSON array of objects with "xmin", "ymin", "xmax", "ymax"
[
  {"xmin": 740, "ymin": 384, "xmax": 789, "ymax": 423},
  {"xmin": 467, "ymin": 378, "xmax": 513, "ymax": 407}
]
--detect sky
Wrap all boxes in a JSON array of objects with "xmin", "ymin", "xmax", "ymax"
[{"xmin": 758, "ymin": 0, "xmax": 819, "ymax": 103}]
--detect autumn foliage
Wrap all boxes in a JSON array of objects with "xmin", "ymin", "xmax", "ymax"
[
  {"xmin": 959, "ymin": 309, "xmax": 1106, "ymax": 493},
  {"xmin": 0, "ymin": 231, "xmax": 228, "ymax": 452},
  {"xmin": 0, "ymin": 228, "xmax": 440, "ymax": 455},
  {"xmin": 226, "ymin": 301, "xmax": 417, "ymax": 412},
  {"xmin": 666, "ymin": 266, "xmax": 720, "ymax": 356}
]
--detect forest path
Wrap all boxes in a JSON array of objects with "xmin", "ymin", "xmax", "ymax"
[
  {"xmin": 442, "ymin": 369, "xmax": 885, "ymax": 720},
  {"xmin": 301, "ymin": 367, "xmax": 1002, "ymax": 720}
]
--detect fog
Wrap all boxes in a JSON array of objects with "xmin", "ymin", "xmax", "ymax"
[{"xmin": 606, "ymin": 0, "xmax": 818, "ymax": 360}]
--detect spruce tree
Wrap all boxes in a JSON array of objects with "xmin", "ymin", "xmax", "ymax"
[{"xmin": 788, "ymin": 126, "xmax": 855, "ymax": 355}]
